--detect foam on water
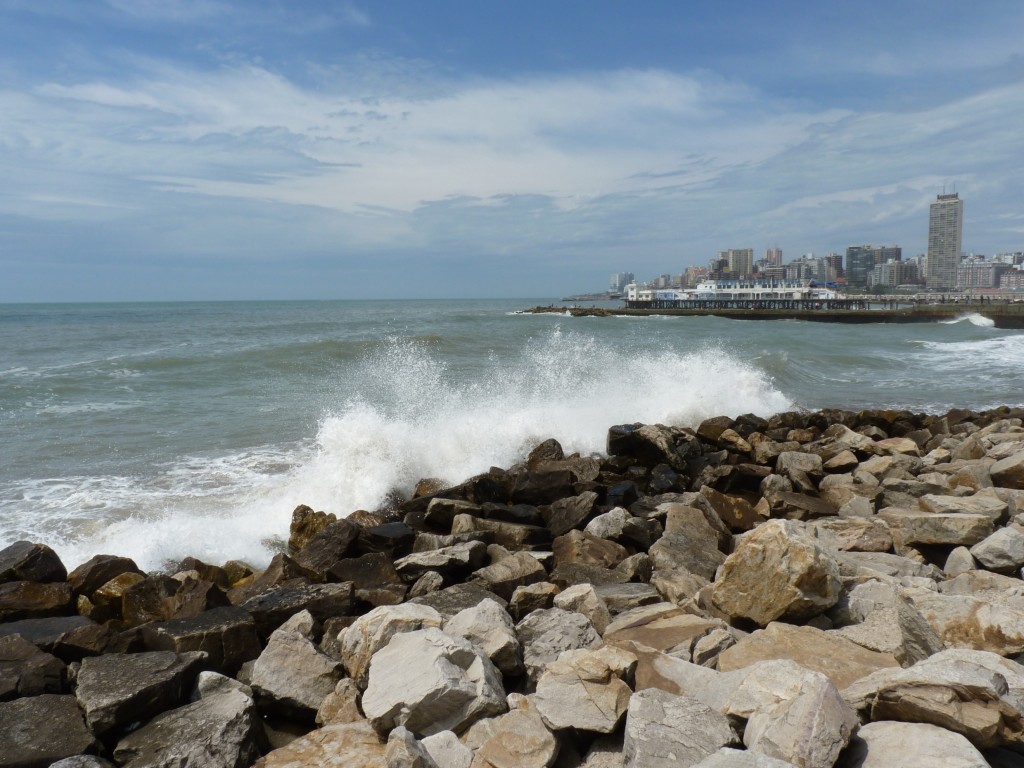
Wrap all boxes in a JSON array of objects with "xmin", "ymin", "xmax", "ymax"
[
  {"xmin": 0, "ymin": 328, "xmax": 791, "ymax": 571},
  {"xmin": 940, "ymin": 313, "xmax": 997, "ymax": 328}
]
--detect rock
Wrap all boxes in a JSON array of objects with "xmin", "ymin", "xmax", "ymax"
[
  {"xmin": 516, "ymin": 608, "xmax": 601, "ymax": 686},
  {"xmin": 315, "ymin": 678, "xmax": 362, "ymax": 726},
  {"xmin": 68, "ymin": 555, "xmax": 144, "ymax": 597},
  {"xmin": 718, "ymin": 623, "xmax": 900, "ymax": 690},
  {"xmin": 119, "ymin": 573, "xmax": 179, "ymax": 626},
  {"xmin": 920, "ymin": 493, "xmax": 1008, "ymax": 522},
  {"xmin": 699, "ymin": 488, "xmax": 761, "ymax": 532},
  {"xmin": 991, "ymin": 450, "xmax": 1024, "ymax": 489},
  {"xmin": 227, "ymin": 553, "xmax": 316, "ymax": 605},
  {"xmin": 837, "ymin": 720, "xmax": 990, "ymax": 768},
  {"xmin": 288, "ymin": 505, "xmax": 338, "ymax": 553},
  {"xmin": 468, "ymin": 551, "xmax": 547, "ymax": 600},
  {"xmin": 240, "ymin": 581, "xmax": 354, "ymax": 640},
  {"xmin": 74, "ymin": 650, "xmax": 206, "ymax": 735},
  {"xmin": 550, "ymin": 562, "xmax": 628, "ymax": 590},
  {"xmin": 650, "ymin": 566, "xmax": 709, "ymax": 605},
  {"xmin": 0, "ymin": 580, "xmax": 74, "ymax": 621},
  {"xmin": 552, "ymin": 530, "xmax": 628, "ymax": 569},
  {"xmin": 711, "ymin": 520, "xmax": 841, "ymax": 626},
  {"xmin": 468, "ymin": 696, "xmax": 559, "ymax": 768},
  {"xmin": 424, "ymin": 499, "xmax": 482, "ymax": 531},
  {"xmin": 0, "ymin": 541, "xmax": 67, "ymax": 583},
  {"xmin": 112, "ymin": 679, "xmax": 263, "ymax": 768},
  {"xmin": 693, "ymin": 749, "xmax": 798, "ymax": 767},
  {"xmin": 579, "ymin": 734, "xmax": 627, "ymax": 767},
  {"xmin": 836, "ymin": 550, "xmax": 942, "ymax": 581},
  {"xmin": 692, "ymin": 628, "xmax": 736, "ymax": 668},
  {"xmin": 905, "ymin": 587, "xmax": 1024, "ymax": 655},
  {"xmin": 743, "ymin": 670, "xmax": 858, "ymax": 768},
  {"xmin": 534, "ymin": 645, "xmax": 636, "ymax": 733},
  {"xmin": 250, "ymin": 615, "xmax": 344, "ymax": 718},
  {"xmin": 594, "ymin": 583, "xmax": 663, "ymax": 615},
  {"xmin": 49, "ymin": 757, "xmax": 116, "ymax": 768},
  {"xmin": 362, "ymin": 627, "xmax": 507, "ymax": 737},
  {"xmin": 553, "ymin": 583, "xmax": 611, "ymax": 635},
  {"xmin": 327, "ymin": 552, "xmax": 407, "ymax": 607},
  {"xmin": 878, "ymin": 508, "xmax": 994, "ymax": 547},
  {"xmin": 409, "ymin": 571, "xmax": 445, "ymax": 599},
  {"xmin": 604, "ymin": 603, "xmax": 725, "ymax": 659},
  {"xmin": 0, "ymin": 634, "xmax": 65, "ymax": 700},
  {"xmin": 842, "ymin": 648, "xmax": 1024, "ymax": 750},
  {"xmin": 444, "ymin": 599, "xmax": 523, "ymax": 677},
  {"xmin": 542, "ymin": 491, "xmax": 599, "ymax": 537},
  {"xmin": 623, "ymin": 688, "xmax": 738, "ymax": 768},
  {"xmin": 450, "ymin": 514, "xmax": 551, "ymax": 550},
  {"xmin": 511, "ymin": 469, "xmax": 577, "ymax": 506},
  {"xmin": 421, "ymin": 730, "xmax": 473, "ymax": 768},
  {"xmin": 254, "ymin": 721, "xmax": 386, "ymax": 768},
  {"xmin": 385, "ymin": 726, "xmax": 441, "ymax": 768},
  {"xmin": 812, "ymin": 517, "xmax": 893, "ymax": 552},
  {"xmin": 395, "ymin": 542, "xmax": 488, "ymax": 581},
  {"xmin": 649, "ymin": 532, "xmax": 725, "ymax": 581},
  {"xmin": 357, "ymin": 522, "xmax": 416, "ymax": 558},
  {"xmin": 969, "ymin": 525, "xmax": 1024, "ymax": 571},
  {"xmin": 410, "ymin": 583, "xmax": 508, "ymax": 621},
  {"xmin": 0, "ymin": 694, "xmax": 98, "ymax": 767},
  {"xmin": 607, "ymin": 423, "xmax": 699, "ymax": 473},
  {"xmin": 339, "ymin": 603, "xmax": 445, "ymax": 688},
  {"xmin": 509, "ymin": 582, "xmax": 559, "ymax": 621},
  {"xmin": 528, "ymin": 438, "xmax": 566, "ymax": 467},
  {"xmin": 141, "ymin": 605, "xmax": 261, "ymax": 675},
  {"xmin": 585, "ymin": 507, "xmax": 634, "ymax": 542},
  {"xmin": 945, "ymin": 546, "xmax": 977, "ymax": 577}
]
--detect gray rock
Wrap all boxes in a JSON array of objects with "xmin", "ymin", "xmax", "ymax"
[
  {"xmin": 534, "ymin": 645, "xmax": 636, "ymax": 733},
  {"xmin": 315, "ymin": 678, "xmax": 362, "ymax": 726},
  {"xmin": 385, "ymin": 726, "xmax": 441, "ymax": 768},
  {"xmin": 920, "ymin": 493, "xmax": 1008, "ymax": 522},
  {"xmin": 0, "ymin": 633, "xmax": 65, "ymax": 700},
  {"xmin": 239, "ymin": 581, "xmax": 354, "ymax": 641},
  {"xmin": 905, "ymin": 586, "xmax": 1024, "ymax": 656},
  {"xmin": 362, "ymin": 627, "xmax": 507, "ymax": 737},
  {"xmin": 75, "ymin": 650, "xmax": 206, "ymax": 735},
  {"xmin": 969, "ymin": 525, "xmax": 1024, "ymax": 571},
  {"xmin": 49, "ymin": 757, "xmax": 116, "ymax": 768},
  {"xmin": 693, "ymin": 749, "xmax": 797, "ymax": 767},
  {"xmin": 623, "ymin": 688, "xmax": 738, "ymax": 768},
  {"xmin": 878, "ymin": 508, "xmax": 994, "ymax": 547},
  {"xmin": 443, "ymin": 598, "xmax": 522, "ymax": 676},
  {"xmin": 141, "ymin": 605, "xmax": 260, "ymax": 675},
  {"xmin": 0, "ymin": 694, "xmax": 98, "ymax": 767},
  {"xmin": 594, "ymin": 582, "xmax": 663, "ymax": 615},
  {"xmin": 553, "ymin": 583, "xmax": 611, "ymax": 635},
  {"xmin": 250, "ymin": 619, "xmax": 344, "ymax": 718},
  {"xmin": 508, "ymin": 582, "xmax": 559, "ymax": 621},
  {"xmin": 542, "ymin": 491, "xmax": 599, "ymax": 537},
  {"xmin": 394, "ymin": 542, "xmax": 488, "ymax": 581},
  {"xmin": 0, "ymin": 540, "xmax": 67, "ymax": 583},
  {"xmin": 339, "ymin": 603, "xmax": 444, "ymax": 689},
  {"xmin": 420, "ymin": 730, "xmax": 473, "ymax": 768},
  {"xmin": 113, "ymin": 681, "xmax": 263, "ymax": 768},
  {"xmin": 837, "ymin": 720, "xmax": 990, "ymax": 768},
  {"xmin": 991, "ymin": 450, "xmax": 1024, "ymax": 490},
  {"xmin": 409, "ymin": 582, "xmax": 508, "ymax": 621},
  {"xmin": 516, "ymin": 608, "xmax": 601, "ymax": 686},
  {"xmin": 468, "ymin": 551, "xmax": 547, "ymax": 600}
]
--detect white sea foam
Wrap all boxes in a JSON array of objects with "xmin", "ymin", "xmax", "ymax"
[
  {"xmin": 940, "ymin": 313, "xmax": 997, "ymax": 327},
  {"xmin": 0, "ymin": 329, "xmax": 792, "ymax": 571}
]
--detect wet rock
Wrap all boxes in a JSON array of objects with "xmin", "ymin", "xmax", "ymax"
[
  {"xmin": 837, "ymin": 720, "xmax": 990, "ymax": 768},
  {"xmin": 395, "ymin": 542, "xmax": 488, "ymax": 582},
  {"xmin": 0, "ymin": 580, "xmax": 74, "ymax": 621},
  {"xmin": 607, "ymin": 423, "xmax": 701, "ymax": 473},
  {"xmin": 711, "ymin": 520, "xmax": 841, "ymax": 626},
  {"xmin": 542, "ymin": 491, "xmax": 599, "ymax": 537},
  {"xmin": 75, "ymin": 650, "xmax": 206, "ymax": 735},
  {"xmin": 0, "ymin": 634, "xmax": 65, "ymax": 700},
  {"xmin": 339, "ymin": 603, "xmax": 444, "ymax": 688},
  {"xmin": 623, "ymin": 688, "xmax": 738, "ymax": 768},
  {"xmin": 325, "ymin": 551, "xmax": 407, "ymax": 607},
  {"xmin": 68, "ymin": 555, "xmax": 144, "ymax": 597},
  {"xmin": 0, "ymin": 694, "xmax": 98, "ymax": 767},
  {"xmin": 288, "ymin": 505, "xmax": 337, "ymax": 553},
  {"xmin": 240, "ymin": 581, "xmax": 354, "ymax": 640},
  {"xmin": 357, "ymin": 522, "xmax": 416, "ymax": 558},
  {"xmin": 120, "ymin": 573, "xmax": 180, "ymax": 626},
  {"xmin": 254, "ymin": 721, "xmax": 386, "ymax": 768},
  {"xmin": 511, "ymin": 469, "xmax": 577, "ymax": 506},
  {"xmin": 292, "ymin": 519, "xmax": 360, "ymax": 579},
  {"xmin": 0, "ymin": 615, "xmax": 103, "ymax": 663},
  {"xmin": 534, "ymin": 645, "xmax": 636, "ymax": 733},
  {"xmin": 444, "ymin": 598, "xmax": 522, "ymax": 677},
  {"xmin": 0, "ymin": 540, "xmax": 67, "ymax": 583},
  {"xmin": 516, "ymin": 607, "xmax": 601, "ymax": 686},
  {"xmin": 362, "ymin": 627, "xmax": 507, "ymax": 737}
]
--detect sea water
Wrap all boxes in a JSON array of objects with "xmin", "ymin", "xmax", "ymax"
[{"xmin": 1, "ymin": 299, "xmax": 1022, "ymax": 571}]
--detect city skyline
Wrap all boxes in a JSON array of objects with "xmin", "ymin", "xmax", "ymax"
[{"xmin": 2, "ymin": 2, "xmax": 1024, "ymax": 301}]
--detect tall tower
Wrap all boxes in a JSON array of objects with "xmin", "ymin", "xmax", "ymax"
[{"xmin": 926, "ymin": 193, "xmax": 963, "ymax": 291}]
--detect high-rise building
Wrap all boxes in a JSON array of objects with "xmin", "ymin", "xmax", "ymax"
[
  {"xmin": 726, "ymin": 248, "xmax": 754, "ymax": 277},
  {"xmin": 765, "ymin": 247, "xmax": 782, "ymax": 267},
  {"xmin": 610, "ymin": 272, "xmax": 635, "ymax": 292},
  {"xmin": 845, "ymin": 245, "xmax": 876, "ymax": 287},
  {"xmin": 926, "ymin": 193, "xmax": 963, "ymax": 291}
]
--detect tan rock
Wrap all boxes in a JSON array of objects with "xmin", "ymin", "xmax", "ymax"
[
  {"xmin": 717, "ymin": 623, "xmax": 900, "ymax": 690},
  {"xmin": 877, "ymin": 508, "xmax": 993, "ymax": 547},
  {"xmin": 991, "ymin": 450, "xmax": 1024, "ymax": 489},
  {"xmin": 919, "ymin": 493, "xmax": 1008, "ymax": 522},
  {"xmin": 813, "ymin": 518, "xmax": 892, "ymax": 552},
  {"xmin": 534, "ymin": 646, "xmax": 636, "ymax": 733},
  {"xmin": 604, "ymin": 603, "xmax": 725, "ymax": 658},
  {"xmin": 339, "ymin": 603, "xmax": 444, "ymax": 689},
  {"xmin": 469, "ymin": 698, "xmax": 559, "ymax": 768},
  {"xmin": 711, "ymin": 520, "xmax": 841, "ymax": 626},
  {"xmin": 838, "ymin": 720, "xmax": 990, "ymax": 768},
  {"xmin": 254, "ymin": 722, "xmax": 385, "ymax": 768},
  {"xmin": 904, "ymin": 587, "xmax": 1024, "ymax": 656}
]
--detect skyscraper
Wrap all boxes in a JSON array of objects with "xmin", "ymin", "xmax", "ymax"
[{"xmin": 926, "ymin": 193, "xmax": 963, "ymax": 291}]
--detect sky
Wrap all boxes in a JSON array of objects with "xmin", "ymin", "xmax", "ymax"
[{"xmin": 1, "ymin": 1, "xmax": 1023, "ymax": 301}]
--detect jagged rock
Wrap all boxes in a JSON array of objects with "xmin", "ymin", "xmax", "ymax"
[
  {"xmin": 410, "ymin": 583, "xmax": 508, "ymax": 621},
  {"xmin": 339, "ymin": 603, "xmax": 445, "ymax": 688},
  {"xmin": 424, "ymin": 498, "xmax": 482, "ymax": 531},
  {"xmin": 516, "ymin": 607, "xmax": 602, "ymax": 686},
  {"xmin": 607, "ymin": 423, "xmax": 699, "ymax": 473},
  {"xmin": 327, "ymin": 551, "xmax": 406, "ymax": 607},
  {"xmin": 649, "ymin": 532, "xmax": 725, "ymax": 581},
  {"xmin": 362, "ymin": 627, "xmax": 507, "ymax": 737},
  {"xmin": 240, "ymin": 581, "xmax": 354, "ymax": 640},
  {"xmin": 141, "ymin": 605, "xmax": 261, "ymax": 675},
  {"xmin": 444, "ymin": 598, "xmax": 523, "ymax": 677},
  {"xmin": 254, "ymin": 721, "xmax": 386, "ymax": 767},
  {"xmin": 0, "ymin": 634, "xmax": 65, "ymax": 700},
  {"xmin": 699, "ymin": 488, "xmax": 761, "ymax": 532},
  {"xmin": 316, "ymin": 678, "xmax": 362, "ymax": 726},
  {"xmin": 534, "ymin": 645, "xmax": 636, "ymax": 733},
  {"xmin": 511, "ymin": 469, "xmax": 577, "ymax": 506},
  {"xmin": 450, "ymin": 514, "xmax": 551, "ymax": 550},
  {"xmin": 904, "ymin": 587, "xmax": 1024, "ymax": 655},
  {"xmin": 878, "ymin": 508, "xmax": 994, "ymax": 547},
  {"xmin": 395, "ymin": 542, "xmax": 488, "ymax": 581},
  {"xmin": 0, "ymin": 541, "xmax": 67, "ymax": 583},
  {"xmin": 421, "ymin": 730, "xmax": 474, "ymax": 768},
  {"xmin": 836, "ymin": 550, "xmax": 942, "ymax": 581},
  {"xmin": 969, "ymin": 524, "xmax": 1024, "ymax": 571},
  {"xmin": 594, "ymin": 583, "xmax": 663, "ymax": 615},
  {"xmin": 919, "ymin": 493, "xmax": 1008, "ymax": 522},
  {"xmin": 227, "ymin": 553, "xmax": 317, "ymax": 605},
  {"xmin": 711, "ymin": 520, "xmax": 841, "ymax": 626},
  {"xmin": 288, "ymin": 505, "xmax": 338, "ymax": 553},
  {"xmin": 552, "ymin": 530, "xmax": 628, "ymax": 569},
  {"xmin": 991, "ymin": 450, "xmax": 1024, "ymax": 489},
  {"xmin": 604, "ymin": 603, "xmax": 725, "ymax": 659},
  {"xmin": 467, "ymin": 696, "xmax": 558, "ymax": 768},
  {"xmin": 113, "ymin": 675, "xmax": 263, "ymax": 768},
  {"xmin": 776, "ymin": 451, "xmax": 823, "ymax": 492},
  {"xmin": 0, "ymin": 694, "xmax": 98, "ymax": 767},
  {"xmin": 0, "ymin": 580, "xmax": 74, "ymax": 621},
  {"xmin": 812, "ymin": 517, "xmax": 893, "ymax": 552},
  {"xmin": 743, "ymin": 670, "xmax": 858, "ymax": 768},
  {"xmin": 357, "ymin": 522, "xmax": 416, "ymax": 558},
  {"xmin": 542, "ymin": 491, "xmax": 599, "ymax": 537},
  {"xmin": 650, "ymin": 566, "xmax": 709, "ymax": 605},
  {"xmin": 842, "ymin": 649, "xmax": 1024, "ymax": 750},
  {"xmin": 509, "ymin": 582, "xmax": 559, "ymax": 621},
  {"xmin": 837, "ymin": 720, "xmax": 990, "ymax": 768},
  {"xmin": 718, "ymin": 622, "xmax": 899, "ymax": 690},
  {"xmin": 250, "ymin": 613, "xmax": 344, "ymax": 718},
  {"xmin": 68, "ymin": 555, "xmax": 144, "ymax": 597},
  {"xmin": 623, "ymin": 688, "xmax": 738, "ymax": 768},
  {"xmin": 550, "ymin": 562, "xmax": 628, "ymax": 589},
  {"xmin": 553, "ymin": 583, "xmax": 611, "ymax": 635},
  {"xmin": 409, "ymin": 571, "xmax": 445, "ymax": 598},
  {"xmin": 692, "ymin": 628, "xmax": 736, "ymax": 668},
  {"xmin": 385, "ymin": 726, "xmax": 441, "ymax": 768},
  {"xmin": 75, "ymin": 650, "xmax": 206, "ymax": 735},
  {"xmin": 468, "ymin": 551, "xmax": 547, "ymax": 600},
  {"xmin": 49, "ymin": 757, "xmax": 116, "ymax": 768}
]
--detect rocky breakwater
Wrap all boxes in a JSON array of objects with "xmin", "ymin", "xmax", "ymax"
[{"xmin": 3, "ymin": 407, "xmax": 1024, "ymax": 766}]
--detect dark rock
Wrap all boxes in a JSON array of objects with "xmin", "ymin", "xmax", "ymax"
[
  {"xmin": 327, "ymin": 552, "xmax": 407, "ymax": 607},
  {"xmin": 0, "ymin": 615, "xmax": 94, "ymax": 650},
  {"xmin": 479, "ymin": 502, "xmax": 545, "ymax": 527},
  {"xmin": 408, "ymin": 582, "xmax": 508, "ymax": 621},
  {"xmin": 394, "ymin": 542, "xmax": 487, "ymax": 583},
  {"xmin": 75, "ymin": 650, "xmax": 206, "ymax": 736},
  {"xmin": 176, "ymin": 557, "xmax": 231, "ymax": 588},
  {"xmin": 356, "ymin": 522, "xmax": 416, "ymax": 558},
  {"xmin": 552, "ymin": 530, "xmax": 628, "ymax": 569},
  {"xmin": 527, "ymin": 438, "xmax": 565, "ymax": 469},
  {"xmin": 0, "ymin": 541, "xmax": 67, "ymax": 584},
  {"xmin": 616, "ymin": 552, "xmax": 654, "ymax": 582},
  {"xmin": 347, "ymin": 509, "xmax": 389, "ymax": 528},
  {"xmin": 0, "ymin": 580, "xmax": 74, "ymax": 621},
  {"xmin": 288, "ymin": 505, "xmax": 337, "ymax": 555},
  {"xmin": 508, "ymin": 582, "xmax": 559, "ymax": 621},
  {"xmin": 606, "ymin": 423, "xmax": 702, "ymax": 472},
  {"xmin": 293, "ymin": 519, "xmax": 360, "ymax": 580},
  {"xmin": 549, "ymin": 563, "xmax": 629, "ymax": 589},
  {"xmin": 770, "ymin": 491, "xmax": 837, "ymax": 519},
  {"xmin": 607, "ymin": 481, "xmax": 641, "ymax": 509},
  {"xmin": 67, "ymin": 555, "xmax": 144, "ymax": 598},
  {"xmin": 90, "ymin": 572, "xmax": 145, "ymax": 622},
  {"xmin": 227, "ymin": 553, "xmax": 317, "ymax": 605},
  {"xmin": 510, "ymin": 469, "xmax": 577, "ymax": 505},
  {"xmin": 696, "ymin": 416, "xmax": 735, "ymax": 444},
  {"xmin": 121, "ymin": 574, "xmax": 180, "ymax": 627},
  {"xmin": 0, "ymin": 694, "xmax": 98, "ymax": 767},
  {"xmin": 171, "ymin": 575, "xmax": 231, "ymax": 618},
  {"xmin": 424, "ymin": 498, "xmax": 482, "ymax": 531},
  {"xmin": 241, "ymin": 582, "xmax": 355, "ymax": 640},
  {"xmin": 0, "ymin": 634, "xmax": 65, "ymax": 700},
  {"xmin": 700, "ymin": 485, "xmax": 762, "ymax": 531},
  {"xmin": 141, "ymin": 606, "xmax": 261, "ymax": 675},
  {"xmin": 450, "ymin": 514, "xmax": 551, "ymax": 550},
  {"xmin": 648, "ymin": 464, "xmax": 683, "ymax": 494},
  {"xmin": 733, "ymin": 413, "xmax": 770, "ymax": 437},
  {"xmin": 222, "ymin": 560, "xmax": 256, "ymax": 586},
  {"xmin": 541, "ymin": 491, "xmax": 599, "ymax": 537}
]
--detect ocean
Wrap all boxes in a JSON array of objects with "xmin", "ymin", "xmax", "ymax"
[{"xmin": 2, "ymin": 299, "xmax": 1022, "ymax": 573}]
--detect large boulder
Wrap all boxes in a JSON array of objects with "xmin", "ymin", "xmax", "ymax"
[
  {"xmin": 904, "ymin": 587, "xmax": 1024, "ymax": 656},
  {"xmin": 0, "ymin": 580, "xmax": 74, "ymax": 621},
  {"xmin": 140, "ymin": 605, "xmax": 261, "ymax": 675},
  {"xmin": 607, "ymin": 423, "xmax": 700, "ymax": 472},
  {"xmin": 362, "ymin": 627, "xmax": 507, "ymax": 737},
  {"xmin": 253, "ymin": 721, "xmax": 386, "ymax": 768},
  {"xmin": 443, "ymin": 598, "xmax": 523, "ymax": 677},
  {"xmin": 339, "ymin": 603, "xmax": 444, "ymax": 689},
  {"xmin": 468, "ymin": 551, "xmax": 547, "ymax": 600},
  {"xmin": 837, "ymin": 720, "xmax": 990, "ymax": 768},
  {"xmin": 67, "ymin": 555, "xmax": 143, "ymax": 597},
  {"xmin": 466, "ymin": 696, "xmax": 558, "ymax": 768},
  {"xmin": 877, "ymin": 508, "xmax": 993, "ymax": 547},
  {"xmin": 604, "ymin": 603, "xmax": 725, "ymax": 659},
  {"xmin": 969, "ymin": 525, "xmax": 1024, "ymax": 571},
  {"xmin": 991, "ymin": 450, "xmax": 1024, "ymax": 489},
  {"xmin": 516, "ymin": 608, "xmax": 602, "ymax": 686},
  {"xmin": 0, "ymin": 694, "xmax": 98, "ymax": 767},
  {"xmin": 240, "ymin": 581, "xmax": 354, "ymax": 640},
  {"xmin": 0, "ymin": 634, "xmax": 65, "ymax": 700},
  {"xmin": 0, "ymin": 541, "xmax": 67, "ymax": 583},
  {"xmin": 623, "ymin": 688, "xmax": 738, "ymax": 768},
  {"xmin": 534, "ymin": 645, "xmax": 636, "ymax": 734},
  {"xmin": 711, "ymin": 520, "xmax": 841, "ymax": 626}
]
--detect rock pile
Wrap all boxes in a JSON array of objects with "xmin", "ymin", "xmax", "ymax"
[{"xmin": 3, "ymin": 406, "xmax": 1024, "ymax": 766}]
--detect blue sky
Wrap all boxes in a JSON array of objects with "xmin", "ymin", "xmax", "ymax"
[{"xmin": 2, "ymin": 0, "xmax": 1023, "ymax": 301}]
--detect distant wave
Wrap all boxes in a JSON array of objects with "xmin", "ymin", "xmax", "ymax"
[{"xmin": 940, "ymin": 313, "xmax": 996, "ymax": 328}]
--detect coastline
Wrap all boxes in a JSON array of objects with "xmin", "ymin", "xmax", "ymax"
[{"xmin": 3, "ymin": 404, "xmax": 1024, "ymax": 765}]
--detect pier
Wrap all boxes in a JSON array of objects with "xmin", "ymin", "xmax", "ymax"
[{"xmin": 525, "ymin": 300, "xmax": 1024, "ymax": 328}]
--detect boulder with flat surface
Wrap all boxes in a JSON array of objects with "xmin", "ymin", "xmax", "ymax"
[
  {"xmin": 253, "ymin": 721, "xmax": 386, "ymax": 768},
  {"xmin": 837, "ymin": 720, "xmax": 990, "ymax": 768},
  {"xmin": 623, "ymin": 688, "xmax": 738, "ymax": 768},
  {"xmin": 444, "ymin": 598, "xmax": 522, "ymax": 677},
  {"xmin": 0, "ymin": 541, "xmax": 67, "ymax": 583},
  {"xmin": 516, "ymin": 608, "xmax": 601, "ymax": 686},
  {"xmin": 534, "ymin": 645, "xmax": 636, "ymax": 733},
  {"xmin": 339, "ymin": 603, "xmax": 444, "ymax": 688},
  {"xmin": 991, "ymin": 450, "xmax": 1024, "ymax": 489},
  {"xmin": 0, "ymin": 694, "xmax": 98, "ymax": 767},
  {"xmin": 0, "ymin": 634, "xmax": 65, "ymax": 700},
  {"xmin": 468, "ymin": 551, "xmax": 547, "ymax": 600}
]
